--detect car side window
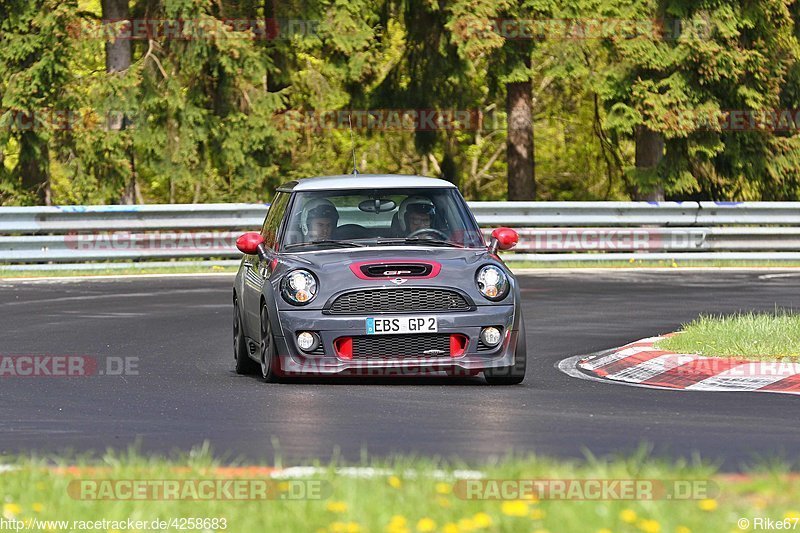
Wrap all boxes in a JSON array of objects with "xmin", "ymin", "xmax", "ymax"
[{"xmin": 260, "ymin": 192, "xmax": 291, "ymax": 249}]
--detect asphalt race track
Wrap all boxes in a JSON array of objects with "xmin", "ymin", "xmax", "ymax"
[{"xmin": 1, "ymin": 270, "xmax": 799, "ymax": 470}]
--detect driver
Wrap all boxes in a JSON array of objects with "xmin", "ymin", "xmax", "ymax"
[
  {"xmin": 301, "ymin": 199, "xmax": 339, "ymax": 241},
  {"xmin": 398, "ymin": 196, "xmax": 436, "ymax": 236}
]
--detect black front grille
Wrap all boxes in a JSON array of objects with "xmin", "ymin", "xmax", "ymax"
[
  {"xmin": 328, "ymin": 289, "xmax": 472, "ymax": 314},
  {"xmin": 308, "ymin": 343, "xmax": 325, "ymax": 356},
  {"xmin": 351, "ymin": 334, "xmax": 451, "ymax": 359},
  {"xmin": 477, "ymin": 339, "xmax": 494, "ymax": 351}
]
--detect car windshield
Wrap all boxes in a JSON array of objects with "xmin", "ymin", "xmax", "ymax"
[{"xmin": 281, "ymin": 187, "xmax": 485, "ymax": 250}]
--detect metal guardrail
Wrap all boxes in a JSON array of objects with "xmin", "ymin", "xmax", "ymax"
[{"xmin": 1, "ymin": 202, "xmax": 800, "ymax": 268}]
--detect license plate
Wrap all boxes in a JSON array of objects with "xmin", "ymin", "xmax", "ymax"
[{"xmin": 366, "ymin": 316, "xmax": 438, "ymax": 335}]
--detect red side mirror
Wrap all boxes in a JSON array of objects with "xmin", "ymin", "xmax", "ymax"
[
  {"xmin": 236, "ymin": 232, "xmax": 265, "ymax": 255},
  {"xmin": 491, "ymin": 227, "xmax": 518, "ymax": 251}
]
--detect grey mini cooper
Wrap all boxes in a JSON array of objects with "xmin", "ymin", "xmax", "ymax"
[{"xmin": 232, "ymin": 174, "xmax": 525, "ymax": 384}]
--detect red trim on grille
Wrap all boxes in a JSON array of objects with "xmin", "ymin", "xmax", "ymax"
[
  {"xmin": 349, "ymin": 260, "xmax": 441, "ymax": 280},
  {"xmin": 334, "ymin": 337, "xmax": 353, "ymax": 360},
  {"xmin": 450, "ymin": 334, "xmax": 468, "ymax": 357}
]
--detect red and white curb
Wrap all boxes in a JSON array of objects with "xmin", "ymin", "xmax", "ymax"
[{"xmin": 561, "ymin": 335, "xmax": 800, "ymax": 396}]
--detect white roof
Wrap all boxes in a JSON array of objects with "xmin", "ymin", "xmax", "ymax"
[{"xmin": 285, "ymin": 174, "xmax": 457, "ymax": 192}]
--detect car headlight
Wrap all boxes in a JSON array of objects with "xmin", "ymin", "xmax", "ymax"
[
  {"xmin": 281, "ymin": 270, "xmax": 318, "ymax": 305},
  {"xmin": 476, "ymin": 265, "xmax": 509, "ymax": 301}
]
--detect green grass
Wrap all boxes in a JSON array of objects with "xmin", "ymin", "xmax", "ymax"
[
  {"xmin": 507, "ymin": 259, "xmax": 800, "ymax": 269},
  {"xmin": 657, "ymin": 312, "xmax": 800, "ymax": 359},
  {"xmin": 0, "ymin": 265, "xmax": 238, "ymax": 278},
  {"xmin": 1, "ymin": 259, "xmax": 800, "ymax": 279},
  {"xmin": 1, "ymin": 446, "xmax": 799, "ymax": 533}
]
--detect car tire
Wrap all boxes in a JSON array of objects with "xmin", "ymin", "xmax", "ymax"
[
  {"xmin": 259, "ymin": 303, "xmax": 281, "ymax": 383},
  {"xmin": 484, "ymin": 317, "xmax": 526, "ymax": 385},
  {"xmin": 234, "ymin": 297, "xmax": 260, "ymax": 375}
]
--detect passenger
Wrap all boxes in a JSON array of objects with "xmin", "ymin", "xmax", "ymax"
[{"xmin": 301, "ymin": 199, "xmax": 339, "ymax": 241}]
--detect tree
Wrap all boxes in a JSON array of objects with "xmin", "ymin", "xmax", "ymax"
[
  {"xmin": 602, "ymin": 0, "xmax": 800, "ymax": 200},
  {"xmin": 100, "ymin": 0, "xmax": 137, "ymax": 204},
  {"xmin": 0, "ymin": 0, "xmax": 75, "ymax": 205}
]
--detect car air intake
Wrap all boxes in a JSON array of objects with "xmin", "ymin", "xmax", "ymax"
[
  {"xmin": 360, "ymin": 263, "xmax": 432, "ymax": 278},
  {"xmin": 334, "ymin": 334, "xmax": 470, "ymax": 360},
  {"xmin": 327, "ymin": 288, "xmax": 473, "ymax": 314}
]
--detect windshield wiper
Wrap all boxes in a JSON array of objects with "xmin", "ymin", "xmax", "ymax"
[
  {"xmin": 375, "ymin": 238, "xmax": 464, "ymax": 248},
  {"xmin": 284, "ymin": 240, "xmax": 365, "ymax": 250}
]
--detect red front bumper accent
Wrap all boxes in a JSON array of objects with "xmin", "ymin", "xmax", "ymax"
[
  {"xmin": 333, "ymin": 334, "xmax": 468, "ymax": 359},
  {"xmin": 334, "ymin": 337, "xmax": 353, "ymax": 360}
]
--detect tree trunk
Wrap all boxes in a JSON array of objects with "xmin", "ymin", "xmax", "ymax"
[
  {"xmin": 18, "ymin": 131, "xmax": 50, "ymax": 205},
  {"xmin": 506, "ymin": 80, "xmax": 535, "ymax": 200},
  {"xmin": 102, "ymin": 0, "xmax": 136, "ymax": 204},
  {"xmin": 102, "ymin": 0, "xmax": 131, "ymax": 75},
  {"xmin": 633, "ymin": 126, "xmax": 665, "ymax": 201}
]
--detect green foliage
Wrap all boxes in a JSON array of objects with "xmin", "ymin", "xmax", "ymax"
[{"xmin": 1, "ymin": 0, "xmax": 800, "ymax": 204}]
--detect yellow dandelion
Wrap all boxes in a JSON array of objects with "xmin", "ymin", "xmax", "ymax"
[
  {"xmin": 530, "ymin": 508, "xmax": 546, "ymax": 520},
  {"xmin": 501, "ymin": 500, "xmax": 529, "ymax": 517},
  {"xmin": 637, "ymin": 519, "xmax": 661, "ymax": 533},
  {"xmin": 3, "ymin": 503, "xmax": 21, "ymax": 518},
  {"xmin": 457, "ymin": 518, "xmax": 477, "ymax": 531},
  {"xmin": 388, "ymin": 476, "xmax": 402, "ymax": 489},
  {"xmin": 386, "ymin": 515, "xmax": 409, "ymax": 533},
  {"xmin": 329, "ymin": 522, "xmax": 348, "ymax": 533},
  {"xmin": 436, "ymin": 496, "xmax": 451, "ymax": 508},
  {"xmin": 277, "ymin": 481, "xmax": 290, "ymax": 492},
  {"xmin": 442, "ymin": 524, "xmax": 459, "ymax": 533},
  {"xmin": 675, "ymin": 526, "xmax": 691, "ymax": 533},
  {"xmin": 325, "ymin": 501, "xmax": 348, "ymax": 514},
  {"xmin": 785, "ymin": 511, "xmax": 800, "ymax": 520},
  {"xmin": 416, "ymin": 517, "xmax": 436, "ymax": 532},
  {"xmin": 698, "ymin": 498, "xmax": 718, "ymax": 512},
  {"xmin": 32, "ymin": 503, "xmax": 44, "ymax": 513},
  {"xmin": 473, "ymin": 512, "xmax": 492, "ymax": 528},
  {"xmin": 620, "ymin": 509, "xmax": 638, "ymax": 523},
  {"xmin": 344, "ymin": 523, "xmax": 361, "ymax": 533},
  {"xmin": 532, "ymin": 530, "xmax": 550, "ymax": 533},
  {"xmin": 435, "ymin": 482, "xmax": 452, "ymax": 495},
  {"xmin": 597, "ymin": 529, "xmax": 613, "ymax": 533}
]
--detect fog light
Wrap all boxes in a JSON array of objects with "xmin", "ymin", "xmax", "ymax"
[
  {"xmin": 297, "ymin": 332, "xmax": 319, "ymax": 352},
  {"xmin": 480, "ymin": 327, "xmax": 502, "ymax": 347}
]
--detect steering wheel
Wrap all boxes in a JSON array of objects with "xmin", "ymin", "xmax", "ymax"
[{"xmin": 407, "ymin": 228, "xmax": 449, "ymax": 240}]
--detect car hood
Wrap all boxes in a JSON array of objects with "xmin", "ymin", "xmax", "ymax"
[{"xmin": 273, "ymin": 246, "xmax": 514, "ymax": 309}]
